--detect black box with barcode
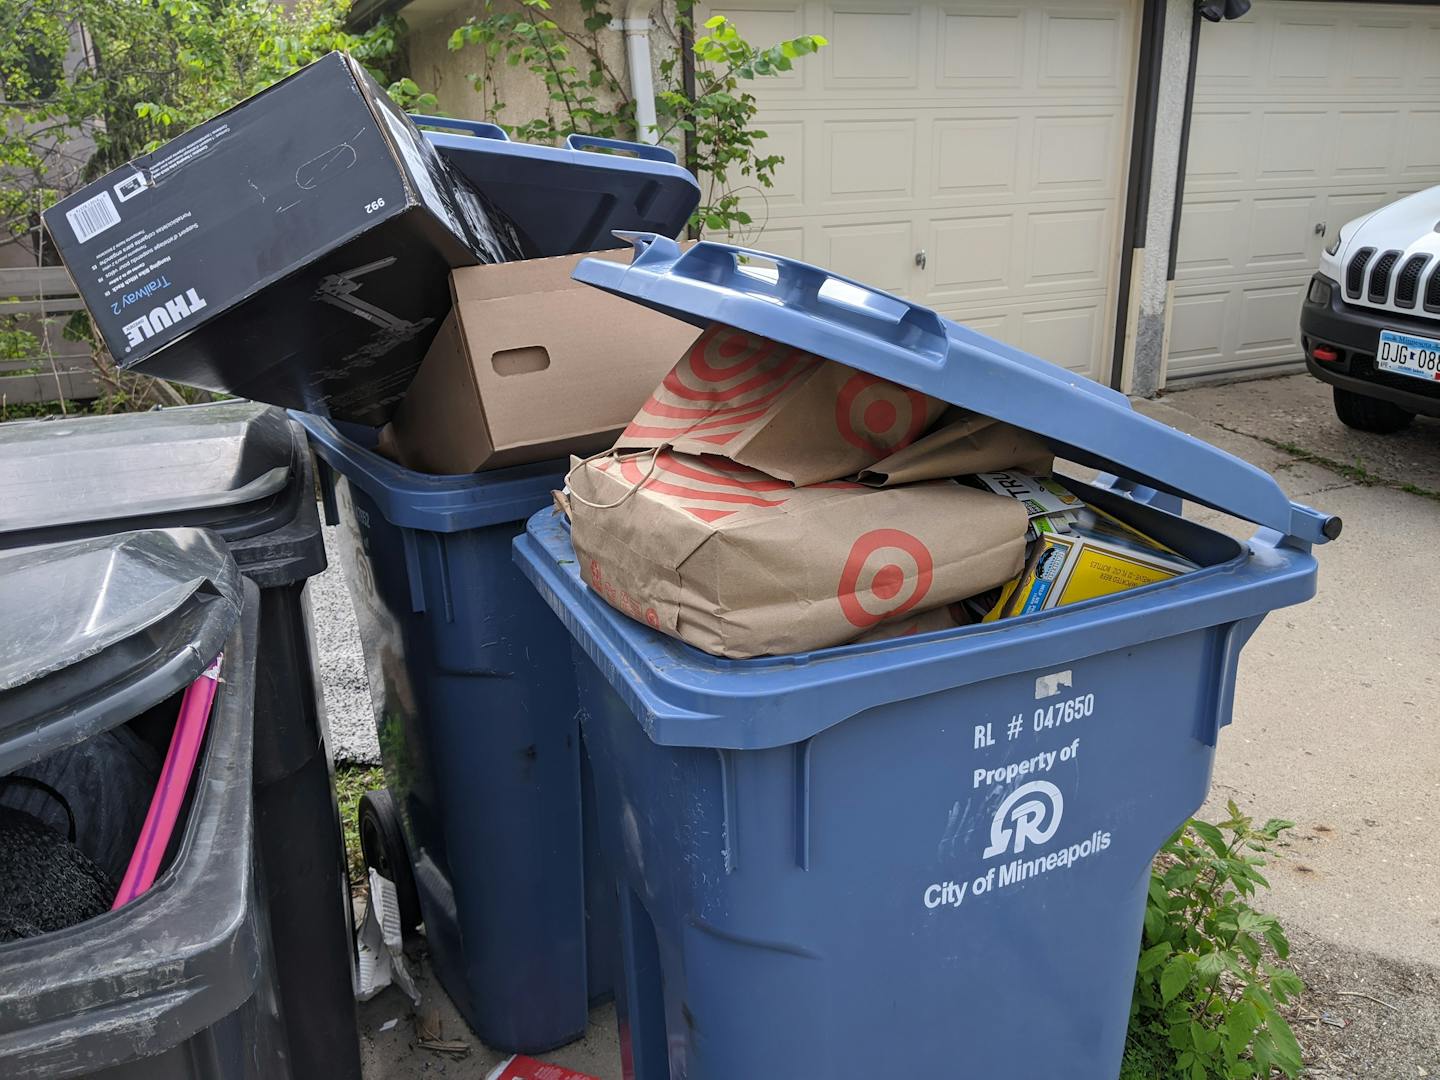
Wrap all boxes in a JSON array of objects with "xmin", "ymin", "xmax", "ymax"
[{"xmin": 43, "ymin": 51, "xmax": 523, "ymax": 426}]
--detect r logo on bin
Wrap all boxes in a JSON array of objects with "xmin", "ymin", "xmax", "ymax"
[{"xmin": 983, "ymin": 780, "xmax": 1064, "ymax": 859}]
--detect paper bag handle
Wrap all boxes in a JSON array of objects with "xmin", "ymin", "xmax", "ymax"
[{"xmin": 564, "ymin": 447, "xmax": 662, "ymax": 510}]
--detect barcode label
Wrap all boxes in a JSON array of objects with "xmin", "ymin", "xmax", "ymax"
[{"xmin": 65, "ymin": 191, "xmax": 121, "ymax": 244}]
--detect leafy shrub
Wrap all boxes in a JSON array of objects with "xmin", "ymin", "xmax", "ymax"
[{"xmin": 1128, "ymin": 803, "xmax": 1305, "ymax": 1079}]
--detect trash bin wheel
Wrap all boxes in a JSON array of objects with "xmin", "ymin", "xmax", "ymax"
[{"xmin": 358, "ymin": 789, "xmax": 421, "ymax": 935}]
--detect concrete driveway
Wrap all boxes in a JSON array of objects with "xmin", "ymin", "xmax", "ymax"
[{"xmin": 341, "ymin": 372, "xmax": 1439, "ymax": 1079}]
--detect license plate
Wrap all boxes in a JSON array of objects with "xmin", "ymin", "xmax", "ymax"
[{"xmin": 1377, "ymin": 329, "xmax": 1440, "ymax": 381}]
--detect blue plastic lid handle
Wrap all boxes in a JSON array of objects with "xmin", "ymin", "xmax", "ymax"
[
  {"xmin": 409, "ymin": 114, "xmax": 510, "ymax": 142},
  {"xmin": 564, "ymin": 133, "xmax": 679, "ymax": 164}
]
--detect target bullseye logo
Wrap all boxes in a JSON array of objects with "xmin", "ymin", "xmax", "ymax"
[
  {"xmin": 837, "ymin": 528, "xmax": 934, "ymax": 628},
  {"xmin": 835, "ymin": 373, "xmax": 931, "ymax": 456}
]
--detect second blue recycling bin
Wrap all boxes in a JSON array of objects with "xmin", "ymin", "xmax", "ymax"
[
  {"xmin": 512, "ymin": 236, "xmax": 1340, "ymax": 1079},
  {"xmin": 296, "ymin": 419, "xmax": 615, "ymax": 1054}
]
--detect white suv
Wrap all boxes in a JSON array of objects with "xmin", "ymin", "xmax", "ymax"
[{"xmin": 1302, "ymin": 187, "xmax": 1440, "ymax": 433}]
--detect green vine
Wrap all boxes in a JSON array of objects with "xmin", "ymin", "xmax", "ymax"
[{"xmin": 448, "ymin": 0, "xmax": 825, "ymax": 238}]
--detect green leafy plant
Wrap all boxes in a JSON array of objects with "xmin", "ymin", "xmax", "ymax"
[
  {"xmin": 448, "ymin": 0, "xmax": 826, "ymax": 237},
  {"xmin": 1128, "ymin": 803, "xmax": 1305, "ymax": 1079}
]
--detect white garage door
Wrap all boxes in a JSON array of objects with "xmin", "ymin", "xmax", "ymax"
[
  {"xmin": 709, "ymin": 0, "xmax": 1138, "ymax": 378},
  {"xmin": 1168, "ymin": 1, "xmax": 1440, "ymax": 381}
]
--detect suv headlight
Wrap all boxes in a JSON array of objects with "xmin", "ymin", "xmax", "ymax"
[
  {"xmin": 1308, "ymin": 276, "xmax": 1332, "ymax": 305},
  {"xmin": 1324, "ymin": 233, "xmax": 1342, "ymax": 256}
]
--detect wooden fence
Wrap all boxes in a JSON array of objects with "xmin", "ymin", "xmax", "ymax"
[{"xmin": 0, "ymin": 265, "xmax": 103, "ymax": 406}]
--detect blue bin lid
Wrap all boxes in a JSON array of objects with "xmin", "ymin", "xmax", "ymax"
[
  {"xmin": 573, "ymin": 234, "xmax": 1341, "ymax": 548},
  {"xmin": 415, "ymin": 117, "xmax": 700, "ymax": 257}
]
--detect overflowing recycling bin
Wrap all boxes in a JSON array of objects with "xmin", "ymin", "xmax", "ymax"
[
  {"xmin": 511, "ymin": 236, "xmax": 1340, "ymax": 1079},
  {"xmin": 0, "ymin": 403, "xmax": 360, "ymax": 1080},
  {"xmin": 0, "ymin": 529, "xmax": 288, "ymax": 1078},
  {"xmin": 286, "ymin": 114, "xmax": 702, "ymax": 1053}
]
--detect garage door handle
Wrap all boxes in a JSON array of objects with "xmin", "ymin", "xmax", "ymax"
[
  {"xmin": 914, "ymin": 249, "xmax": 926, "ymax": 269},
  {"xmin": 1314, "ymin": 222, "xmax": 1326, "ymax": 236}
]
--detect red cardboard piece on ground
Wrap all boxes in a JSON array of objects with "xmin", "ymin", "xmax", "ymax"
[{"xmin": 485, "ymin": 1055, "xmax": 600, "ymax": 1080}]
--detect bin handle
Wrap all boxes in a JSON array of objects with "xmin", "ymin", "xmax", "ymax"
[
  {"xmin": 619, "ymin": 234, "xmax": 950, "ymax": 366},
  {"xmin": 409, "ymin": 114, "xmax": 510, "ymax": 142},
  {"xmin": 564, "ymin": 133, "xmax": 678, "ymax": 164},
  {"xmin": 1093, "ymin": 473, "xmax": 1183, "ymax": 517}
]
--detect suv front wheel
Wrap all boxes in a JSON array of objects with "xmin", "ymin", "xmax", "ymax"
[{"xmin": 1333, "ymin": 386, "xmax": 1415, "ymax": 434}]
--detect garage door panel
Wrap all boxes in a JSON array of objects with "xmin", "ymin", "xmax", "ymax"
[
  {"xmin": 755, "ymin": 120, "xmax": 806, "ymax": 206},
  {"xmin": 1185, "ymin": 111, "xmax": 1250, "ymax": 184},
  {"xmin": 1016, "ymin": 301, "xmax": 1105, "ymax": 373},
  {"xmin": 1025, "ymin": 206, "xmax": 1109, "ymax": 289},
  {"xmin": 750, "ymin": 225, "xmax": 807, "ymax": 260},
  {"xmin": 1333, "ymin": 110, "xmax": 1400, "ymax": 180},
  {"xmin": 1249, "ymin": 196, "xmax": 1319, "ymax": 271},
  {"xmin": 1348, "ymin": 22, "xmax": 1410, "ymax": 90},
  {"xmin": 1235, "ymin": 282, "xmax": 1306, "ymax": 354},
  {"xmin": 932, "ymin": 117, "xmax": 1021, "ymax": 196},
  {"xmin": 937, "ymin": 9, "xmax": 1026, "ymax": 88},
  {"xmin": 825, "ymin": 4, "xmax": 922, "ymax": 89},
  {"xmin": 1269, "ymin": 18, "xmax": 1340, "ymax": 87},
  {"xmin": 822, "ymin": 120, "xmax": 917, "ymax": 203},
  {"xmin": 928, "ymin": 214, "xmax": 1014, "ymax": 298},
  {"xmin": 1038, "ymin": 10, "xmax": 1127, "ymax": 89},
  {"xmin": 1167, "ymin": 290, "xmax": 1231, "ymax": 368},
  {"xmin": 1171, "ymin": 1, "xmax": 1440, "ymax": 382},
  {"xmin": 1032, "ymin": 114, "xmax": 1120, "ymax": 193},
  {"xmin": 1257, "ymin": 111, "xmax": 1324, "ymax": 181},
  {"xmin": 820, "ymin": 220, "xmax": 915, "ymax": 291},
  {"xmin": 1175, "ymin": 198, "xmax": 1242, "ymax": 277},
  {"xmin": 1195, "ymin": 19, "xmax": 1260, "ymax": 88},
  {"xmin": 1403, "ymin": 111, "xmax": 1440, "ymax": 176}
]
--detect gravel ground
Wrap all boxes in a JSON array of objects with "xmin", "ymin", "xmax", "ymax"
[
  {"xmin": 310, "ymin": 523, "xmax": 380, "ymax": 764},
  {"xmin": 1288, "ymin": 926, "xmax": 1440, "ymax": 1079}
]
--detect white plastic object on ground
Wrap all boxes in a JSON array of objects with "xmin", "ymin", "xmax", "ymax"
[{"xmin": 355, "ymin": 868, "xmax": 419, "ymax": 1004}]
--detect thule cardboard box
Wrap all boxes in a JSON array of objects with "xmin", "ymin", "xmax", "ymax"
[
  {"xmin": 380, "ymin": 249, "xmax": 701, "ymax": 474},
  {"xmin": 43, "ymin": 52, "xmax": 523, "ymax": 427}
]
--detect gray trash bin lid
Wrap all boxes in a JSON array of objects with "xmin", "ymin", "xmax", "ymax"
[
  {"xmin": 0, "ymin": 528, "xmax": 241, "ymax": 774},
  {"xmin": 0, "ymin": 401, "xmax": 324, "ymax": 586},
  {"xmin": 0, "ymin": 401, "xmax": 295, "ymax": 537}
]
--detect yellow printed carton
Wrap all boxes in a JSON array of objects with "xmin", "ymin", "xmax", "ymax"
[{"xmin": 983, "ymin": 504, "xmax": 1198, "ymax": 622}]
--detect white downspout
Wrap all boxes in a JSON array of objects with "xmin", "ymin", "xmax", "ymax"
[{"xmin": 614, "ymin": 0, "xmax": 659, "ymax": 144}]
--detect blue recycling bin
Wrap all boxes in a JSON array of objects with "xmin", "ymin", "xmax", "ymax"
[
  {"xmin": 295, "ymin": 418, "xmax": 616, "ymax": 1054},
  {"xmin": 510, "ymin": 236, "xmax": 1340, "ymax": 1079}
]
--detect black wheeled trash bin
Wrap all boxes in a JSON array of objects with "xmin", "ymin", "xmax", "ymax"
[
  {"xmin": 0, "ymin": 528, "xmax": 289, "ymax": 1077},
  {"xmin": 0, "ymin": 403, "xmax": 358, "ymax": 1080}
]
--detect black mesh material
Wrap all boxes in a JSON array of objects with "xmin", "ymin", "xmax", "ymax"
[
  {"xmin": 1427, "ymin": 263, "xmax": 1440, "ymax": 313},
  {"xmin": 1395, "ymin": 255, "xmax": 1429, "ymax": 309},
  {"xmin": 0, "ymin": 806, "xmax": 115, "ymax": 942},
  {"xmin": 1346, "ymin": 247, "xmax": 1375, "ymax": 299},
  {"xmin": 1368, "ymin": 250, "xmax": 1401, "ymax": 304}
]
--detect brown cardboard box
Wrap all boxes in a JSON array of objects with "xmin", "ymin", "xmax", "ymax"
[{"xmin": 384, "ymin": 249, "xmax": 701, "ymax": 474}]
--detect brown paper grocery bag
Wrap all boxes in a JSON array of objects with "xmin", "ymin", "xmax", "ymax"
[
  {"xmin": 614, "ymin": 324, "xmax": 947, "ymax": 486},
  {"xmin": 857, "ymin": 408, "xmax": 1053, "ymax": 486},
  {"xmin": 566, "ymin": 450, "xmax": 1027, "ymax": 658},
  {"xmin": 848, "ymin": 602, "xmax": 973, "ymax": 644}
]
